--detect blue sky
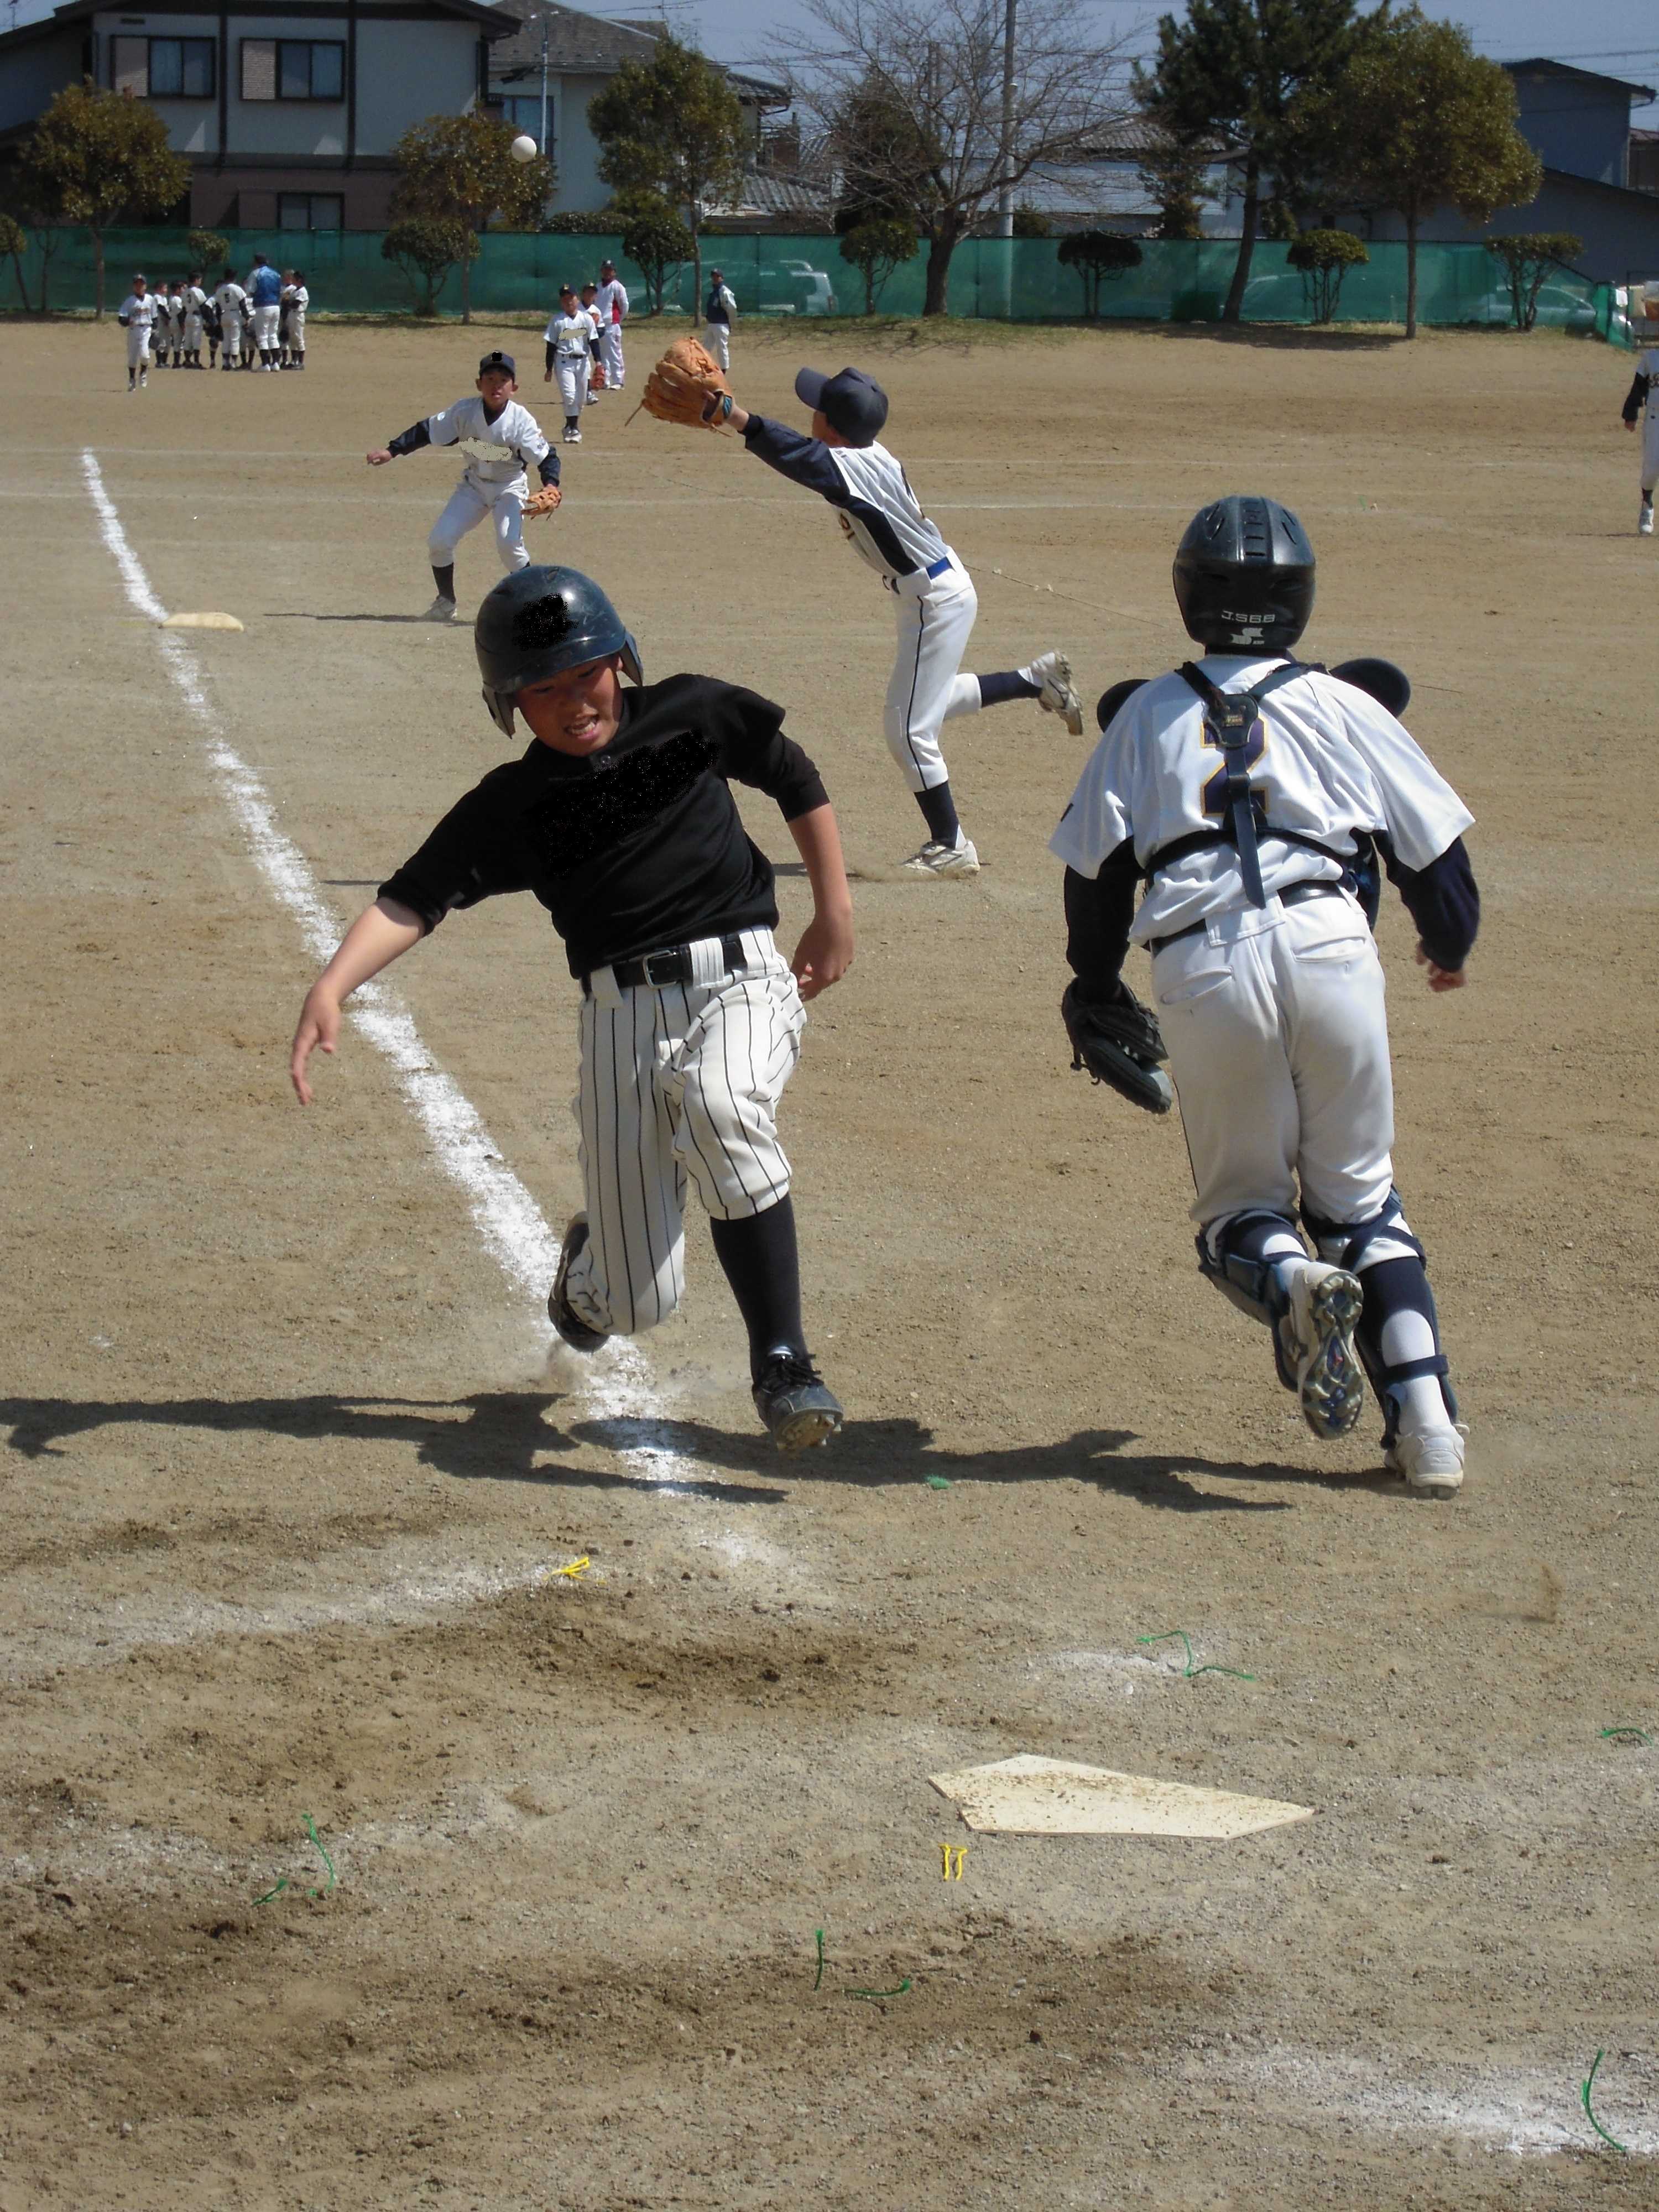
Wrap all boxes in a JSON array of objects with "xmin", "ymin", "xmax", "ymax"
[{"xmin": 9, "ymin": 0, "xmax": 1658, "ymax": 123}]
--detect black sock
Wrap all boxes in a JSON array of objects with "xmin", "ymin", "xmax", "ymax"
[
  {"xmin": 915, "ymin": 782, "xmax": 961, "ymax": 847},
  {"xmin": 977, "ymin": 669, "xmax": 1041, "ymax": 707},
  {"xmin": 431, "ymin": 562, "xmax": 455, "ymax": 600},
  {"xmin": 709, "ymin": 1198, "xmax": 806, "ymax": 1381}
]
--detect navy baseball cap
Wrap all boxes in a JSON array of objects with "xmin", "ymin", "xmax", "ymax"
[
  {"xmin": 478, "ymin": 348, "xmax": 517, "ymax": 377},
  {"xmin": 795, "ymin": 365, "xmax": 889, "ymax": 446}
]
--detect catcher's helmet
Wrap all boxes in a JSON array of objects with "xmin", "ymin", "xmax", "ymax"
[
  {"xmin": 1172, "ymin": 495, "xmax": 1316, "ymax": 654},
  {"xmin": 474, "ymin": 565, "xmax": 643, "ymax": 736}
]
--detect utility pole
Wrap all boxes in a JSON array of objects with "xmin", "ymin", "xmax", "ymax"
[
  {"xmin": 539, "ymin": 10, "xmax": 550, "ymax": 157},
  {"xmin": 996, "ymin": 0, "xmax": 1015, "ymax": 237}
]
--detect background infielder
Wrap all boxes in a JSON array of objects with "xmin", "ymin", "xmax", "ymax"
[
  {"xmin": 595, "ymin": 260, "xmax": 628, "ymax": 389},
  {"xmin": 543, "ymin": 285, "xmax": 597, "ymax": 440},
  {"xmin": 367, "ymin": 349, "xmax": 561, "ymax": 620},
  {"xmin": 705, "ymin": 268, "xmax": 736, "ymax": 372},
  {"xmin": 1053, "ymin": 495, "xmax": 1479, "ymax": 1494},
  {"xmin": 116, "ymin": 274, "xmax": 158, "ymax": 389},
  {"xmin": 716, "ymin": 363, "xmax": 1083, "ymax": 874},
  {"xmin": 1622, "ymin": 284, "xmax": 1659, "ymax": 535},
  {"xmin": 212, "ymin": 268, "xmax": 247, "ymax": 372},
  {"xmin": 289, "ymin": 565, "xmax": 853, "ymax": 1452}
]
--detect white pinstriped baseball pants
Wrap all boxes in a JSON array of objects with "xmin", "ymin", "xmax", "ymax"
[{"xmin": 561, "ymin": 928, "xmax": 806, "ymax": 1337}]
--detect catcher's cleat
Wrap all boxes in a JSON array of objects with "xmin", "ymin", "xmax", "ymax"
[
  {"xmin": 753, "ymin": 1350, "xmax": 842, "ymax": 1452},
  {"xmin": 421, "ymin": 595, "xmax": 460, "ymax": 623},
  {"xmin": 903, "ymin": 836, "xmax": 980, "ymax": 878},
  {"xmin": 1027, "ymin": 649, "xmax": 1084, "ymax": 735},
  {"xmin": 1277, "ymin": 1262, "xmax": 1365, "ymax": 1439},
  {"xmin": 1385, "ymin": 1423, "xmax": 1467, "ymax": 1497},
  {"xmin": 548, "ymin": 1213, "xmax": 610, "ymax": 1353}
]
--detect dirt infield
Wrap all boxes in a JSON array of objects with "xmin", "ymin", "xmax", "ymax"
[{"xmin": 2, "ymin": 316, "xmax": 1656, "ymax": 2209}]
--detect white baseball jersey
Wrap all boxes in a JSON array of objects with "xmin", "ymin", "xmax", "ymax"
[
  {"xmin": 825, "ymin": 442, "xmax": 951, "ymax": 593},
  {"xmin": 118, "ymin": 292, "xmax": 159, "ymax": 331},
  {"xmin": 544, "ymin": 307, "xmax": 597, "ymax": 357},
  {"xmin": 213, "ymin": 280, "xmax": 248, "ymax": 322},
  {"xmin": 596, "ymin": 277, "xmax": 628, "ymax": 322},
  {"xmin": 424, "ymin": 395, "xmax": 551, "ymax": 489},
  {"xmin": 1052, "ymin": 657, "xmax": 1473, "ymax": 944},
  {"xmin": 708, "ymin": 282, "xmax": 736, "ymax": 321}
]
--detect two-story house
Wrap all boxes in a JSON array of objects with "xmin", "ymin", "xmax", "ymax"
[{"xmin": 0, "ymin": 0, "xmax": 520, "ymax": 229}]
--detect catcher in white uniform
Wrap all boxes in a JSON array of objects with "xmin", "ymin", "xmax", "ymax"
[
  {"xmin": 289, "ymin": 565, "xmax": 853, "ymax": 1454},
  {"xmin": 595, "ymin": 261, "xmax": 628, "ymax": 389},
  {"xmin": 543, "ymin": 285, "xmax": 598, "ymax": 440},
  {"xmin": 366, "ymin": 350, "xmax": 561, "ymax": 620},
  {"xmin": 116, "ymin": 274, "xmax": 158, "ymax": 388},
  {"xmin": 1622, "ymin": 283, "xmax": 1659, "ymax": 535},
  {"xmin": 716, "ymin": 364, "xmax": 1083, "ymax": 874},
  {"xmin": 1053, "ymin": 495, "xmax": 1479, "ymax": 1495}
]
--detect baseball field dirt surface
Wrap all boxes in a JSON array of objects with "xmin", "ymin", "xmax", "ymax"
[{"xmin": 2, "ymin": 317, "xmax": 1655, "ymax": 2208}]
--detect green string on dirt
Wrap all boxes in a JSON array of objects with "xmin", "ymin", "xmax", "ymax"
[
  {"xmin": 1136, "ymin": 1629, "xmax": 1256, "ymax": 1682},
  {"xmin": 844, "ymin": 1979, "xmax": 912, "ymax": 2001},
  {"xmin": 1581, "ymin": 2049, "xmax": 1628, "ymax": 2152},
  {"xmin": 253, "ymin": 1813, "xmax": 337, "ymax": 1906},
  {"xmin": 1599, "ymin": 1726, "xmax": 1655, "ymax": 1746},
  {"xmin": 813, "ymin": 1928, "xmax": 826, "ymax": 1991}
]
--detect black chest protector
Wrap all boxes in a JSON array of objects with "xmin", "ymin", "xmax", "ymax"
[{"xmin": 1143, "ymin": 659, "xmax": 1354, "ymax": 907}]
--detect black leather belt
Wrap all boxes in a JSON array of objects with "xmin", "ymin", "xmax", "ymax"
[
  {"xmin": 584, "ymin": 932, "xmax": 747, "ymax": 995},
  {"xmin": 1148, "ymin": 878, "xmax": 1355, "ymax": 957}
]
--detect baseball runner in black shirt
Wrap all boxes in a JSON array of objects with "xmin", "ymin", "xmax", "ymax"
[{"xmin": 290, "ymin": 565, "xmax": 853, "ymax": 1449}]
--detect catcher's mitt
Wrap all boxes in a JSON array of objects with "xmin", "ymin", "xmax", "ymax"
[
  {"xmin": 523, "ymin": 483, "xmax": 562, "ymax": 520},
  {"xmin": 1061, "ymin": 981, "xmax": 1174, "ymax": 1115},
  {"xmin": 638, "ymin": 336, "xmax": 733, "ymax": 429}
]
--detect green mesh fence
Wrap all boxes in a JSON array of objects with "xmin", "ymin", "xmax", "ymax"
[{"xmin": 2, "ymin": 224, "xmax": 1623, "ymax": 337}]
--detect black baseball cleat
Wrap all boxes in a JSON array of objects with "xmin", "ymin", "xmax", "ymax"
[
  {"xmin": 752, "ymin": 1349, "xmax": 843, "ymax": 1452},
  {"xmin": 547, "ymin": 1213, "xmax": 610, "ymax": 1352}
]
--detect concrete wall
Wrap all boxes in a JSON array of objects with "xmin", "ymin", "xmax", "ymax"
[
  {"xmin": 1510, "ymin": 67, "xmax": 1632, "ymax": 189},
  {"xmin": 355, "ymin": 19, "xmax": 484, "ymax": 156},
  {"xmin": 546, "ymin": 72, "xmax": 609, "ymax": 212}
]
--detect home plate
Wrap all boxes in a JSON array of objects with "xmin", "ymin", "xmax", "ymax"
[
  {"xmin": 160, "ymin": 611, "xmax": 243, "ymax": 630},
  {"xmin": 928, "ymin": 1754, "xmax": 1314, "ymax": 1839}
]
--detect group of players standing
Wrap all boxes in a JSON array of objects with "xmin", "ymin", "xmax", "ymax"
[
  {"xmin": 323, "ymin": 328, "xmax": 1480, "ymax": 1498},
  {"xmin": 116, "ymin": 253, "xmax": 309, "ymax": 387}
]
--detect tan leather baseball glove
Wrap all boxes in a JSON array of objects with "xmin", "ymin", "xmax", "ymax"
[
  {"xmin": 523, "ymin": 482, "xmax": 562, "ymax": 519},
  {"xmin": 639, "ymin": 337, "xmax": 733, "ymax": 429}
]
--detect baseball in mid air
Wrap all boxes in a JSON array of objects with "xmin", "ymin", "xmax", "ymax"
[{"xmin": 510, "ymin": 133, "xmax": 538, "ymax": 164}]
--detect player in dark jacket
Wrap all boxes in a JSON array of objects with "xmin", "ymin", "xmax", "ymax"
[{"xmin": 290, "ymin": 566, "xmax": 853, "ymax": 1450}]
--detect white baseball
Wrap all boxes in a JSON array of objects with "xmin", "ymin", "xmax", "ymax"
[{"xmin": 510, "ymin": 133, "xmax": 538, "ymax": 164}]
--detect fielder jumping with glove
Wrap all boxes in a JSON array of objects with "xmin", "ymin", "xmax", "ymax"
[
  {"xmin": 1053, "ymin": 495, "xmax": 1479, "ymax": 1495},
  {"xmin": 290, "ymin": 565, "xmax": 853, "ymax": 1452},
  {"xmin": 640, "ymin": 341, "xmax": 1084, "ymax": 877}
]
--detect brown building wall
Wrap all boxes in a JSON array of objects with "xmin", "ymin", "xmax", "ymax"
[{"xmin": 190, "ymin": 163, "xmax": 398, "ymax": 230}]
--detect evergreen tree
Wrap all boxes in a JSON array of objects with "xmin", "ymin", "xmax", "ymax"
[{"xmin": 24, "ymin": 79, "xmax": 189, "ymax": 317}]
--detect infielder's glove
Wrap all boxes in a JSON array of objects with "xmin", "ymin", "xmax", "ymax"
[
  {"xmin": 1061, "ymin": 982, "xmax": 1174, "ymax": 1115},
  {"xmin": 523, "ymin": 483, "xmax": 562, "ymax": 519},
  {"xmin": 639, "ymin": 337, "xmax": 733, "ymax": 429}
]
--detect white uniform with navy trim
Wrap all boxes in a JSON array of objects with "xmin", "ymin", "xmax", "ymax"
[
  {"xmin": 1052, "ymin": 658, "xmax": 1473, "ymax": 1230},
  {"xmin": 595, "ymin": 276, "xmax": 628, "ymax": 387},
  {"xmin": 705, "ymin": 281, "xmax": 735, "ymax": 371},
  {"xmin": 212, "ymin": 280, "xmax": 247, "ymax": 360},
  {"xmin": 118, "ymin": 292, "xmax": 158, "ymax": 368},
  {"xmin": 182, "ymin": 283, "xmax": 206, "ymax": 351},
  {"xmin": 1637, "ymin": 345, "xmax": 1659, "ymax": 488},
  {"xmin": 424, "ymin": 395, "xmax": 554, "ymax": 574},
  {"xmin": 545, "ymin": 307, "xmax": 597, "ymax": 416}
]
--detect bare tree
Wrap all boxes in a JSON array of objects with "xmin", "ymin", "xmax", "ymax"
[{"xmin": 787, "ymin": 0, "xmax": 1133, "ymax": 316}]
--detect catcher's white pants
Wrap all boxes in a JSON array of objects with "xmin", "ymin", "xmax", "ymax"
[
  {"xmin": 125, "ymin": 324, "xmax": 152, "ymax": 368},
  {"xmin": 1152, "ymin": 891, "xmax": 1396, "ymax": 1231},
  {"xmin": 600, "ymin": 322, "xmax": 624, "ymax": 387},
  {"xmin": 883, "ymin": 567, "xmax": 983, "ymax": 794},
  {"xmin": 705, "ymin": 322, "xmax": 731, "ymax": 372},
  {"xmin": 1642, "ymin": 411, "xmax": 1659, "ymax": 491},
  {"xmin": 562, "ymin": 930, "xmax": 806, "ymax": 1336},
  {"xmin": 429, "ymin": 475, "xmax": 529, "ymax": 573},
  {"xmin": 556, "ymin": 356, "xmax": 589, "ymax": 414}
]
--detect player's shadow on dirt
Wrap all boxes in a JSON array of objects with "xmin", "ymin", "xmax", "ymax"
[{"xmin": 0, "ymin": 1392, "xmax": 1384, "ymax": 1510}]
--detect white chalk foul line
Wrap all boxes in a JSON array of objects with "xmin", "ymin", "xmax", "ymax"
[{"xmin": 80, "ymin": 447, "xmax": 690, "ymax": 1482}]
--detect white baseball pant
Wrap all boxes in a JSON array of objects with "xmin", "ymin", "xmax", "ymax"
[
  {"xmin": 561, "ymin": 930, "xmax": 806, "ymax": 1337},
  {"xmin": 288, "ymin": 309, "xmax": 305, "ymax": 354},
  {"xmin": 126, "ymin": 324, "xmax": 152, "ymax": 368},
  {"xmin": 184, "ymin": 311, "xmax": 204, "ymax": 351},
  {"xmin": 1642, "ymin": 410, "xmax": 1659, "ymax": 491},
  {"xmin": 883, "ymin": 569, "xmax": 985, "ymax": 794},
  {"xmin": 600, "ymin": 322, "xmax": 624, "ymax": 388},
  {"xmin": 705, "ymin": 323, "xmax": 731, "ymax": 372},
  {"xmin": 1151, "ymin": 891, "xmax": 1395, "ymax": 1231},
  {"xmin": 219, "ymin": 310, "xmax": 242, "ymax": 361},
  {"xmin": 252, "ymin": 303, "xmax": 279, "ymax": 352},
  {"xmin": 556, "ymin": 357, "xmax": 589, "ymax": 414},
  {"xmin": 428, "ymin": 476, "xmax": 529, "ymax": 573}
]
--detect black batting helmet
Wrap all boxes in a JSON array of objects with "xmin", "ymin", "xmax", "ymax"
[
  {"xmin": 1172, "ymin": 495, "xmax": 1316, "ymax": 654},
  {"xmin": 474, "ymin": 565, "xmax": 643, "ymax": 735}
]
